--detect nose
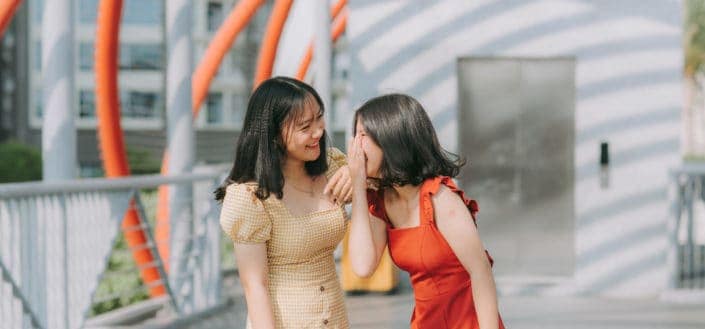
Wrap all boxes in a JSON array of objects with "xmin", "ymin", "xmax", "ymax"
[{"xmin": 312, "ymin": 126, "xmax": 324, "ymax": 139}]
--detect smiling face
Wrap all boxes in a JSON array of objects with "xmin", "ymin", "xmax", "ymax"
[
  {"xmin": 282, "ymin": 96, "xmax": 325, "ymax": 163},
  {"xmin": 355, "ymin": 118, "xmax": 384, "ymax": 178}
]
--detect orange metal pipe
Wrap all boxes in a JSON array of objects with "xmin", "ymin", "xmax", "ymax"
[
  {"xmin": 192, "ymin": 0, "xmax": 264, "ymax": 115},
  {"xmin": 253, "ymin": 0, "xmax": 294, "ymax": 88},
  {"xmin": 295, "ymin": 42, "xmax": 314, "ymax": 81},
  {"xmin": 0, "ymin": 0, "xmax": 22, "ymax": 37},
  {"xmin": 295, "ymin": 10, "xmax": 348, "ymax": 81},
  {"xmin": 332, "ymin": 10, "xmax": 348, "ymax": 43},
  {"xmin": 95, "ymin": 0, "xmax": 164, "ymax": 297},
  {"xmin": 330, "ymin": 0, "xmax": 347, "ymax": 21},
  {"xmin": 155, "ymin": 153, "xmax": 170, "ymax": 270}
]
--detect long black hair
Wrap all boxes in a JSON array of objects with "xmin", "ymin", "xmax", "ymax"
[
  {"xmin": 214, "ymin": 77, "xmax": 328, "ymax": 201},
  {"xmin": 353, "ymin": 93, "xmax": 463, "ymax": 189}
]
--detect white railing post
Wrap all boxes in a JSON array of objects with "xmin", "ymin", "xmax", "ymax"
[
  {"xmin": 166, "ymin": 0, "xmax": 196, "ymax": 313},
  {"xmin": 191, "ymin": 166, "xmax": 224, "ymax": 309}
]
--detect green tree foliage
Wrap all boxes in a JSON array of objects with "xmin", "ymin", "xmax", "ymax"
[{"xmin": 0, "ymin": 141, "xmax": 42, "ymax": 183}]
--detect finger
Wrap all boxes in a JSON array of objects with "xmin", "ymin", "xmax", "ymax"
[
  {"xmin": 351, "ymin": 135, "xmax": 362, "ymax": 159},
  {"xmin": 324, "ymin": 171, "xmax": 341, "ymax": 195},
  {"xmin": 341, "ymin": 180, "xmax": 353, "ymax": 201},
  {"xmin": 332, "ymin": 172, "xmax": 348, "ymax": 199},
  {"xmin": 344, "ymin": 187, "xmax": 353, "ymax": 203},
  {"xmin": 325, "ymin": 171, "xmax": 344, "ymax": 195}
]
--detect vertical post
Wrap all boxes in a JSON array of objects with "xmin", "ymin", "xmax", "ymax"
[
  {"xmin": 166, "ymin": 0, "xmax": 195, "ymax": 313},
  {"xmin": 313, "ymin": 0, "xmax": 332, "ymax": 129},
  {"xmin": 41, "ymin": 0, "xmax": 76, "ymax": 181},
  {"xmin": 41, "ymin": 0, "xmax": 75, "ymax": 327},
  {"xmin": 191, "ymin": 167, "xmax": 223, "ymax": 310},
  {"xmin": 666, "ymin": 171, "xmax": 682, "ymax": 290}
]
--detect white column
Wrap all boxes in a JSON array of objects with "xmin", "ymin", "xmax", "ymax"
[
  {"xmin": 41, "ymin": 0, "xmax": 76, "ymax": 181},
  {"xmin": 166, "ymin": 0, "xmax": 195, "ymax": 313},
  {"xmin": 313, "ymin": 0, "xmax": 332, "ymax": 129},
  {"xmin": 40, "ymin": 1, "xmax": 75, "ymax": 327}
]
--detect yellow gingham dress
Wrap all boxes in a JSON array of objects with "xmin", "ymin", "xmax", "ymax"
[{"xmin": 220, "ymin": 148, "xmax": 349, "ymax": 328}]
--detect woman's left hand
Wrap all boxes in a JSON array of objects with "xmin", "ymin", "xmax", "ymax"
[
  {"xmin": 347, "ymin": 134, "xmax": 368, "ymax": 187},
  {"xmin": 324, "ymin": 165, "xmax": 353, "ymax": 204}
]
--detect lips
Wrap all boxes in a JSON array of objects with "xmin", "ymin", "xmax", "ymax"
[{"xmin": 306, "ymin": 141, "xmax": 320, "ymax": 149}]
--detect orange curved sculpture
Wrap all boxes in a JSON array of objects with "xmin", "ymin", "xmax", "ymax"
[
  {"xmin": 155, "ymin": 154, "xmax": 170, "ymax": 269},
  {"xmin": 95, "ymin": 0, "xmax": 165, "ymax": 297},
  {"xmin": 295, "ymin": 44, "xmax": 314, "ymax": 81},
  {"xmin": 296, "ymin": 8, "xmax": 348, "ymax": 81},
  {"xmin": 330, "ymin": 0, "xmax": 347, "ymax": 19},
  {"xmin": 0, "ymin": 0, "xmax": 22, "ymax": 37},
  {"xmin": 253, "ymin": 0, "xmax": 294, "ymax": 88},
  {"xmin": 331, "ymin": 10, "xmax": 348, "ymax": 42}
]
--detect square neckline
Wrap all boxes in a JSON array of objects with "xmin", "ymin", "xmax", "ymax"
[
  {"xmin": 275, "ymin": 175, "xmax": 343, "ymax": 218},
  {"xmin": 273, "ymin": 197, "xmax": 342, "ymax": 219}
]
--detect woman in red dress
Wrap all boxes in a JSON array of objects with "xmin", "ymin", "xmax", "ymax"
[{"xmin": 346, "ymin": 94, "xmax": 505, "ymax": 329}]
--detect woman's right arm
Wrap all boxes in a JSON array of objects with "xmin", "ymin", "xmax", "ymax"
[
  {"xmin": 347, "ymin": 135, "xmax": 387, "ymax": 277},
  {"xmin": 219, "ymin": 183, "xmax": 275, "ymax": 328},
  {"xmin": 234, "ymin": 242, "xmax": 276, "ymax": 329}
]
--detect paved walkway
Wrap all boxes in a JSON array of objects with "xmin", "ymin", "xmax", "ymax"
[{"xmin": 166, "ymin": 274, "xmax": 705, "ymax": 329}]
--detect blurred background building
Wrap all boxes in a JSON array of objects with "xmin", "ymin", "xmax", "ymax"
[{"xmin": 0, "ymin": 0, "xmax": 349, "ymax": 177}]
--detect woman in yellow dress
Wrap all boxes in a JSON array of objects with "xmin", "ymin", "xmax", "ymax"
[{"xmin": 216, "ymin": 77, "xmax": 352, "ymax": 328}]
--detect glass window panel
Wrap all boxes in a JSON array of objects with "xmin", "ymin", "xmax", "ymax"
[
  {"xmin": 79, "ymin": 43, "xmax": 94, "ymax": 71},
  {"xmin": 79, "ymin": 90, "xmax": 95, "ymax": 118},
  {"xmin": 124, "ymin": 0, "xmax": 162, "ymax": 25},
  {"xmin": 120, "ymin": 91, "xmax": 161, "ymax": 118},
  {"xmin": 207, "ymin": 2, "xmax": 224, "ymax": 32},
  {"xmin": 119, "ymin": 44, "xmax": 163, "ymax": 70},
  {"xmin": 206, "ymin": 92, "xmax": 223, "ymax": 124}
]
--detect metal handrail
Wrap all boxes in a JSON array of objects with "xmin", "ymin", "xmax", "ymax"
[{"xmin": 0, "ymin": 167, "xmax": 229, "ymax": 197}]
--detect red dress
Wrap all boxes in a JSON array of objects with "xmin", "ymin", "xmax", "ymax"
[{"xmin": 367, "ymin": 176, "xmax": 505, "ymax": 329}]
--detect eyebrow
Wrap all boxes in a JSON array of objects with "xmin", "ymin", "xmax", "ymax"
[{"xmin": 297, "ymin": 110, "xmax": 323, "ymax": 126}]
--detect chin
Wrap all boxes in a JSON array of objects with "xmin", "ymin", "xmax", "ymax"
[{"xmin": 304, "ymin": 149, "xmax": 321, "ymax": 161}]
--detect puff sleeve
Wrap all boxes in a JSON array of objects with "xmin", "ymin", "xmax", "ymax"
[
  {"xmin": 219, "ymin": 183, "xmax": 272, "ymax": 244},
  {"xmin": 325, "ymin": 147, "xmax": 347, "ymax": 179}
]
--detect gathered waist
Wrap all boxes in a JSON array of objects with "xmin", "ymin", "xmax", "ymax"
[{"xmin": 268, "ymin": 256, "xmax": 338, "ymax": 286}]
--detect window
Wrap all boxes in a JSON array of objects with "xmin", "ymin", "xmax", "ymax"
[
  {"xmin": 77, "ymin": 90, "xmax": 161, "ymax": 119},
  {"xmin": 33, "ymin": 0, "xmax": 44, "ymax": 23},
  {"xmin": 120, "ymin": 91, "xmax": 162, "ymax": 118},
  {"xmin": 79, "ymin": 43, "xmax": 94, "ymax": 71},
  {"xmin": 34, "ymin": 90, "xmax": 42, "ymax": 119},
  {"xmin": 79, "ymin": 0, "xmax": 161, "ymax": 25},
  {"xmin": 120, "ymin": 44, "xmax": 163, "ymax": 70},
  {"xmin": 79, "ymin": 90, "xmax": 95, "ymax": 118},
  {"xmin": 79, "ymin": 43, "xmax": 163, "ymax": 71},
  {"xmin": 206, "ymin": 93, "xmax": 223, "ymax": 124},
  {"xmin": 207, "ymin": 2, "xmax": 224, "ymax": 32},
  {"xmin": 78, "ymin": 0, "xmax": 99, "ymax": 24},
  {"xmin": 34, "ymin": 41, "xmax": 41, "ymax": 71},
  {"xmin": 231, "ymin": 93, "xmax": 246, "ymax": 125},
  {"xmin": 124, "ymin": 0, "xmax": 162, "ymax": 25}
]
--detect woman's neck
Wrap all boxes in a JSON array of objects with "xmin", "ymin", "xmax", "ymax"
[
  {"xmin": 282, "ymin": 157, "xmax": 310, "ymax": 183},
  {"xmin": 390, "ymin": 184, "xmax": 421, "ymax": 202}
]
